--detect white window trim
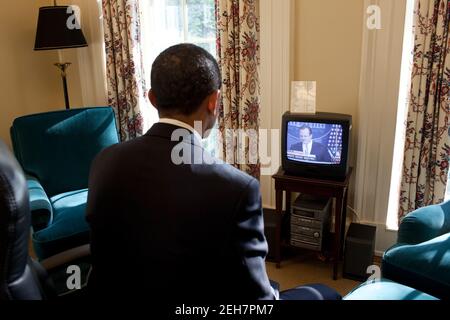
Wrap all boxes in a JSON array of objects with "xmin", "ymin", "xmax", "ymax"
[
  {"xmin": 355, "ymin": 0, "xmax": 410, "ymax": 234},
  {"xmin": 386, "ymin": 0, "xmax": 416, "ymax": 231},
  {"xmin": 260, "ymin": 0, "xmax": 295, "ymax": 209}
]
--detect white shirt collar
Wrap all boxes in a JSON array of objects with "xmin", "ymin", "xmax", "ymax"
[
  {"xmin": 303, "ymin": 141, "xmax": 312, "ymax": 154},
  {"xmin": 158, "ymin": 118, "xmax": 203, "ymax": 141}
]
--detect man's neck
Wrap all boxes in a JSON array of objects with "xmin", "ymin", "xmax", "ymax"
[
  {"xmin": 158, "ymin": 116, "xmax": 203, "ymax": 140},
  {"xmin": 160, "ymin": 114, "xmax": 196, "ymax": 128}
]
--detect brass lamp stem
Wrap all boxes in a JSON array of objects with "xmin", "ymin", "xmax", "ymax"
[
  {"xmin": 54, "ymin": 62, "xmax": 71, "ymax": 77},
  {"xmin": 54, "ymin": 63, "xmax": 72, "ymax": 109}
]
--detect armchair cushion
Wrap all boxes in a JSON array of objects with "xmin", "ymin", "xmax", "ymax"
[
  {"xmin": 344, "ymin": 279, "xmax": 438, "ymax": 300},
  {"xmin": 397, "ymin": 201, "xmax": 450, "ymax": 244},
  {"xmin": 382, "ymin": 232, "xmax": 450, "ymax": 299},
  {"xmin": 280, "ymin": 284, "xmax": 342, "ymax": 300},
  {"xmin": 11, "ymin": 107, "xmax": 119, "ymax": 197},
  {"xmin": 33, "ymin": 189, "xmax": 90, "ymax": 259},
  {"xmin": 382, "ymin": 201, "xmax": 450, "ymax": 299}
]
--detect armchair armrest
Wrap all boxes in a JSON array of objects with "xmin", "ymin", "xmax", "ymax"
[
  {"xmin": 32, "ymin": 245, "xmax": 91, "ymax": 299},
  {"xmin": 26, "ymin": 175, "xmax": 53, "ymax": 231},
  {"xmin": 398, "ymin": 201, "xmax": 450, "ymax": 245},
  {"xmin": 40, "ymin": 244, "xmax": 91, "ymax": 272}
]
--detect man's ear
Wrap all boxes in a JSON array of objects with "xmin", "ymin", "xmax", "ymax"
[
  {"xmin": 207, "ymin": 90, "xmax": 220, "ymax": 115},
  {"xmin": 149, "ymin": 89, "xmax": 158, "ymax": 109}
]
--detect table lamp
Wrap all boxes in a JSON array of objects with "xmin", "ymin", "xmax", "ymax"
[{"xmin": 34, "ymin": 2, "xmax": 88, "ymax": 110}]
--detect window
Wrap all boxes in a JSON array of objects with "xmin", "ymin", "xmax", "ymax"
[
  {"xmin": 386, "ymin": 0, "xmax": 416, "ymax": 230},
  {"xmin": 139, "ymin": 0, "xmax": 217, "ymax": 132}
]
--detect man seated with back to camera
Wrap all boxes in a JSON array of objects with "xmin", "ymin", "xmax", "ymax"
[{"xmin": 86, "ymin": 44, "xmax": 340, "ymax": 301}]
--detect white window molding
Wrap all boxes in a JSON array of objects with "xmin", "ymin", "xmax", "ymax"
[
  {"xmin": 355, "ymin": 0, "xmax": 408, "ymax": 233},
  {"xmin": 260, "ymin": 0, "xmax": 295, "ymax": 209},
  {"xmin": 386, "ymin": 0, "xmax": 415, "ymax": 230},
  {"xmin": 75, "ymin": 0, "xmax": 108, "ymax": 107}
]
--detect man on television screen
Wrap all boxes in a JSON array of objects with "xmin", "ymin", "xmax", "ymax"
[{"xmin": 291, "ymin": 125, "xmax": 332, "ymax": 163}]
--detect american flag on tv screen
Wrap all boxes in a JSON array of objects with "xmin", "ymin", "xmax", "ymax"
[{"xmin": 327, "ymin": 124, "xmax": 343, "ymax": 161}]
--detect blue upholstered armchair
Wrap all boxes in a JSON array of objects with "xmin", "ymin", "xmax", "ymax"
[
  {"xmin": 10, "ymin": 107, "xmax": 119, "ymax": 260},
  {"xmin": 382, "ymin": 200, "xmax": 450, "ymax": 299}
]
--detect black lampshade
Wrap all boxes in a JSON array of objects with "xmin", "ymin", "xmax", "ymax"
[{"xmin": 34, "ymin": 6, "xmax": 88, "ymax": 50}]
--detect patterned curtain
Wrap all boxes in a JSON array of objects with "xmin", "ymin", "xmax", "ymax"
[
  {"xmin": 399, "ymin": 0, "xmax": 450, "ymax": 219},
  {"xmin": 102, "ymin": 0, "xmax": 146, "ymax": 141},
  {"xmin": 215, "ymin": 0, "xmax": 261, "ymax": 179}
]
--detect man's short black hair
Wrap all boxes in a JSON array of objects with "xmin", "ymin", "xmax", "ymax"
[
  {"xmin": 299, "ymin": 125, "xmax": 313, "ymax": 135},
  {"xmin": 151, "ymin": 43, "xmax": 221, "ymax": 116}
]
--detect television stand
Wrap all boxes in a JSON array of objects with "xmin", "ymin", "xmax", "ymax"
[{"xmin": 271, "ymin": 167, "xmax": 353, "ymax": 280}]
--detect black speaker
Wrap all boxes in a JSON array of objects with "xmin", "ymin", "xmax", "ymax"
[
  {"xmin": 263, "ymin": 208, "xmax": 283, "ymax": 261},
  {"xmin": 343, "ymin": 223, "xmax": 377, "ymax": 281}
]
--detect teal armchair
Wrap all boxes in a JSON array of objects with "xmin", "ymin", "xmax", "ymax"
[
  {"xmin": 344, "ymin": 279, "xmax": 438, "ymax": 300},
  {"xmin": 10, "ymin": 107, "xmax": 119, "ymax": 260},
  {"xmin": 346, "ymin": 201, "xmax": 450, "ymax": 300},
  {"xmin": 382, "ymin": 200, "xmax": 450, "ymax": 299}
]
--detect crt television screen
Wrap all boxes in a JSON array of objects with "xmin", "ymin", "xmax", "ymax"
[{"xmin": 286, "ymin": 121, "xmax": 343, "ymax": 165}]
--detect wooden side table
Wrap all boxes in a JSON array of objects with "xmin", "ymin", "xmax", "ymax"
[{"xmin": 271, "ymin": 167, "xmax": 353, "ymax": 280}]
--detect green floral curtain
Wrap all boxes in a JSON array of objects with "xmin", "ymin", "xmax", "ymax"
[
  {"xmin": 215, "ymin": 0, "xmax": 261, "ymax": 179},
  {"xmin": 399, "ymin": 0, "xmax": 450, "ymax": 219}
]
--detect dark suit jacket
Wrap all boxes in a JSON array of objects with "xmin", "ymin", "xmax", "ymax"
[
  {"xmin": 86, "ymin": 123, "xmax": 275, "ymax": 300},
  {"xmin": 291, "ymin": 141, "xmax": 332, "ymax": 162}
]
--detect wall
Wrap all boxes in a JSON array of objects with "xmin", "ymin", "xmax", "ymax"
[
  {"xmin": 260, "ymin": 0, "xmax": 406, "ymax": 254},
  {"xmin": 0, "ymin": 0, "xmax": 106, "ymax": 149},
  {"xmin": 294, "ymin": 0, "xmax": 364, "ymax": 207},
  {"xmin": 261, "ymin": 0, "xmax": 363, "ymax": 211},
  {"xmin": 2, "ymin": 0, "xmax": 401, "ymax": 254},
  {"xmin": 0, "ymin": 0, "xmax": 64, "ymax": 148}
]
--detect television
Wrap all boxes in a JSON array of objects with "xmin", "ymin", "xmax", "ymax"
[{"xmin": 282, "ymin": 112, "xmax": 352, "ymax": 181}]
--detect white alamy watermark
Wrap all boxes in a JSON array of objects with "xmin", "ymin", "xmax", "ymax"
[
  {"xmin": 366, "ymin": 265, "xmax": 382, "ymax": 283},
  {"xmin": 66, "ymin": 265, "xmax": 82, "ymax": 290},
  {"xmin": 66, "ymin": 5, "xmax": 382, "ymax": 31},
  {"xmin": 367, "ymin": 5, "xmax": 382, "ymax": 30},
  {"xmin": 169, "ymin": 121, "xmax": 280, "ymax": 176},
  {"xmin": 66, "ymin": 5, "xmax": 82, "ymax": 30}
]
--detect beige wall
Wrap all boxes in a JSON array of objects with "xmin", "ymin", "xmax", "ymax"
[
  {"xmin": 0, "ymin": 0, "xmax": 84, "ymax": 149},
  {"xmin": 2, "ymin": 0, "xmax": 364, "ymax": 154},
  {"xmin": 294, "ymin": 0, "xmax": 364, "ymax": 167},
  {"xmin": 291, "ymin": 0, "xmax": 364, "ymax": 212}
]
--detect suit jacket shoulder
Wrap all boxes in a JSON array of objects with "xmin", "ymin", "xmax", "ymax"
[{"xmin": 86, "ymin": 123, "xmax": 275, "ymax": 300}]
